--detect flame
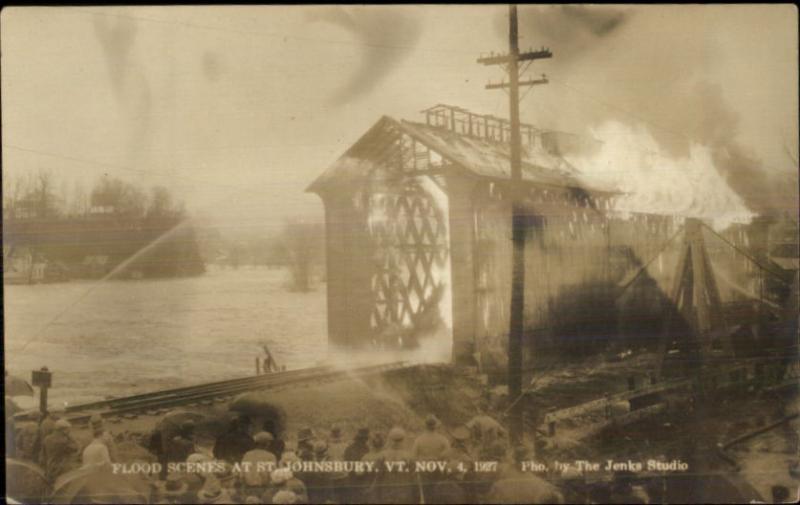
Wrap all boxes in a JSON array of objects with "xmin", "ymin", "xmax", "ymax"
[{"xmin": 565, "ymin": 121, "xmax": 755, "ymax": 230}]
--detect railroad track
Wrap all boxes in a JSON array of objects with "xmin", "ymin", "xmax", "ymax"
[{"xmin": 15, "ymin": 361, "xmax": 408, "ymax": 422}]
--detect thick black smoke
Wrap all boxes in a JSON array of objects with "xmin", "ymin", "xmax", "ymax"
[
  {"xmin": 494, "ymin": 6, "xmax": 797, "ymax": 218},
  {"xmin": 308, "ymin": 6, "xmax": 423, "ymax": 104},
  {"xmin": 502, "ymin": 5, "xmax": 631, "ymax": 63}
]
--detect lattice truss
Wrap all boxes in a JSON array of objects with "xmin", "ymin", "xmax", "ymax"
[{"xmin": 366, "ymin": 132, "xmax": 449, "ymax": 333}]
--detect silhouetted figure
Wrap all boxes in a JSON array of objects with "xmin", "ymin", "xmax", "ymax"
[{"xmin": 213, "ymin": 417, "xmax": 254, "ymax": 464}]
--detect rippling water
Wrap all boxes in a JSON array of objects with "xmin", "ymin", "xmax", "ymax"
[{"xmin": 3, "ymin": 266, "xmax": 327, "ymax": 409}]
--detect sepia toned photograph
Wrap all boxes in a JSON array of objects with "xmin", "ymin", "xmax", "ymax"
[{"xmin": 2, "ymin": 5, "xmax": 798, "ymax": 504}]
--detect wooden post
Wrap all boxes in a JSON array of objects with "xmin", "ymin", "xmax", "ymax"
[
  {"xmin": 477, "ymin": 6, "xmax": 552, "ymax": 445},
  {"xmin": 445, "ymin": 176, "xmax": 479, "ymax": 365},
  {"xmin": 31, "ymin": 367, "xmax": 52, "ymax": 417}
]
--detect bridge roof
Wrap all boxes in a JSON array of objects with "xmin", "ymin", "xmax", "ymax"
[{"xmin": 307, "ymin": 115, "xmax": 618, "ymax": 196}]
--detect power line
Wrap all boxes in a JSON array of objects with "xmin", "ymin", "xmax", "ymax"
[
  {"xmin": 2, "ymin": 143, "xmax": 304, "ymax": 199},
  {"xmin": 62, "ymin": 6, "xmax": 480, "ymax": 55}
]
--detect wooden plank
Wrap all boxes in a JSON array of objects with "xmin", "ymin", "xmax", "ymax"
[{"xmin": 543, "ymin": 378, "xmax": 689, "ymax": 424}]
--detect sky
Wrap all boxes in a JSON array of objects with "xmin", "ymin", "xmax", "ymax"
[{"xmin": 2, "ymin": 5, "xmax": 797, "ymax": 236}]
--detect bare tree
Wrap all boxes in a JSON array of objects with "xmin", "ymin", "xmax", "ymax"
[
  {"xmin": 282, "ymin": 219, "xmax": 324, "ymax": 292},
  {"xmin": 90, "ymin": 176, "xmax": 147, "ymax": 219}
]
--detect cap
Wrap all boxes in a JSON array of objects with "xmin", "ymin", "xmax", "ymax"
[
  {"xmin": 297, "ymin": 427, "xmax": 314, "ymax": 442},
  {"xmin": 424, "ymin": 415, "xmax": 439, "ymax": 429},
  {"xmin": 280, "ymin": 451, "xmax": 300, "ymax": 465},
  {"xmin": 451, "ymin": 426, "xmax": 470, "ymax": 441},
  {"xmin": 187, "ymin": 453, "xmax": 211, "ymax": 464},
  {"xmin": 388, "ymin": 427, "xmax": 405, "ymax": 442},
  {"xmin": 561, "ymin": 466, "xmax": 584, "ymax": 481},
  {"xmin": 156, "ymin": 473, "xmax": 189, "ymax": 496},
  {"xmin": 270, "ymin": 467, "xmax": 293, "ymax": 485},
  {"xmin": 370, "ymin": 432, "xmax": 385, "ymax": 449},
  {"xmin": 312, "ymin": 440, "xmax": 328, "ymax": 454},
  {"xmin": 272, "ymin": 490, "xmax": 297, "ymax": 505}
]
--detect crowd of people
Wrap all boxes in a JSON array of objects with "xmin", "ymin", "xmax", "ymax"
[{"xmin": 7, "ymin": 406, "xmax": 658, "ymax": 504}]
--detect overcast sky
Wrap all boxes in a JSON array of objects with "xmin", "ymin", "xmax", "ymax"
[{"xmin": 2, "ymin": 5, "xmax": 797, "ymax": 235}]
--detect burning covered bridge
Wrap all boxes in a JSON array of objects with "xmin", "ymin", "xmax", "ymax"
[{"xmin": 308, "ymin": 104, "xmax": 789, "ymax": 367}]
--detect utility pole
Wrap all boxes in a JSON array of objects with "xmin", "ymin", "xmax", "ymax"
[{"xmin": 478, "ymin": 5, "xmax": 551, "ymax": 445}]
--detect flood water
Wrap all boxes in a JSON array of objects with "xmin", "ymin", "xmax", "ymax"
[{"xmin": 3, "ymin": 266, "xmax": 328, "ymax": 409}]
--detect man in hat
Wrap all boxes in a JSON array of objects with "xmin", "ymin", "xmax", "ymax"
[
  {"xmin": 327, "ymin": 425, "xmax": 348, "ymax": 462},
  {"xmin": 277, "ymin": 453, "xmax": 309, "ymax": 503},
  {"xmin": 41, "ymin": 419, "xmax": 80, "ymax": 482},
  {"xmin": 241, "ymin": 432, "xmax": 277, "ymax": 495},
  {"xmin": 261, "ymin": 418, "xmax": 285, "ymax": 461},
  {"xmin": 344, "ymin": 427, "xmax": 370, "ymax": 461},
  {"xmin": 486, "ymin": 446, "xmax": 564, "ymax": 504},
  {"xmin": 325, "ymin": 425, "xmax": 348, "ymax": 496},
  {"xmin": 271, "ymin": 489, "xmax": 297, "ymax": 504},
  {"xmin": 608, "ymin": 470, "xmax": 650, "ymax": 504},
  {"xmin": 182, "ymin": 453, "xmax": 212, "ymax": 500},
  {"xmin": 443, "ymin": 425, "xmax": 479, "ymax": 500},
  {"xmin": 167, "ymin": 421, "xmax": 197, "ymax": 465},
  {"xmin": 295, "ymin": 427, "xmax": 315, "ymax": 462},
  {"xmin": 155, "ymin": 473, "xmax": 190, "ymax": 504},
  {"xmin": 374, "ymin": 426, "xmax": 418, "ymax": 504},
  {"xmin": 34, "ymin": 412, "xmax": 57, "ymax": 465},
  {"xmin": 197, "ymin": 476, "xmax": 234, "ymax": 504},
  {"xmin": 264, "ymin": 467, "xmax": 305, "ymax": 504},
  {"xmin": 345, "ymin": 431, "xmax": 382, "ymax": 504},
  {"xmin": 412, "ymin": 415, "xmax": 452, "ymax": 501},
  {"xmin": 412, "ymin": 415, "xmax": 451, "ymax": 460},
  {"xmin": 82, "ymin": 414, "xmax": 115, "ymax": 469},
  {"xmin": 81, "ymin": 432, "xmax": 112, "ymax": 469},
  {"xmin": 306, "ymin": 439, "xmax": 334, "ymax": 504},
  {"xmin": 559, "ymin": 466, "xmax": 589, "ymax": 505},
  {"xmin": 445, "ymin": 425, "xmax": 473, "ymax": 467},
  {"xmin": 214, "ymin": 416, "xmax": 254, "ymax": 465},
  {"xmin": 14, "ymin": 412, "xmax": 41, "ymax": 462},
  {"xmin": 87, "ymin": 414, "xmax": 117, "ymax": 460},
  {"xmin": 466, "ymin": 411, "xmax": 507, "ymax": 453}
]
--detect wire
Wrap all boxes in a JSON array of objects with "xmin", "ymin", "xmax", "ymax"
[
  {"xmin": 62, "ymin": 6, "xmax": 479, "ymax": 55},
  {"xmin": 701, "ymin": 222, "xmax": 792, "ymax": 286},
  {"xmin": 3, "ymin": 143, "xmax": 302, "ymax": 200},
  {"xmin": 616, "ymin": 225, "xmax": 685, "ymax": 295},
  {"xmin": 546, "ymin": 76, "xmax": 694, "ymax": 145}
]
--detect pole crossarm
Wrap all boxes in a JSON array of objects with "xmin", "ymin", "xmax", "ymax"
[
  {"xmin": 486, "ymin": 76, "xmax": 548, "ymax": 90},
  {"xmin": 477, "ymin": 49, "xmax": 553, "ymax": 66}
]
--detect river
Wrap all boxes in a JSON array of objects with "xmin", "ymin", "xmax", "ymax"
[{"xmin": 3, "ymin": 266, "xmax": 328, "ymax": 409}]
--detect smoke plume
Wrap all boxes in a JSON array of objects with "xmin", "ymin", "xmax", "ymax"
[
  {"xmin": 308, "ymin": 6, "xmax": 423, "ymax": 104},
  {"xmin": 499, "ymin": 6, "xmax": 798, "ymax": 220}
]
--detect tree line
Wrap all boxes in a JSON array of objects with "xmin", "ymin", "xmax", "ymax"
[
  {"xmin": 3, "ymin": 171, "xmax": 204, "ymax": 280},
  {"xmin": 3, "ymin": 170, "xmax": 325, "ymax": 290}
]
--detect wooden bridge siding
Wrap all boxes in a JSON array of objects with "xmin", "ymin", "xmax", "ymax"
[
  {"xmin": 445, "ymin": 175, "xmax": 481, "ymax": 365},
  {"xmin": 321, "ymin": 191, "xmax": 374, "ymax": 347},
  {"xmin": 470, "ymin": 192, "xmax": 704, "ymax": 358}
]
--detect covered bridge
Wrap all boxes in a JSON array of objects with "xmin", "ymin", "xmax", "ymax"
[{"xmin": 308, "ymin": 104, "xmax": 772, "ymax": 367}]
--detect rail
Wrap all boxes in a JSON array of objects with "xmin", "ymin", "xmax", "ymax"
[{"xmin": 14, "ymin": 361, "xmax": 409, "ymax": 422}]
